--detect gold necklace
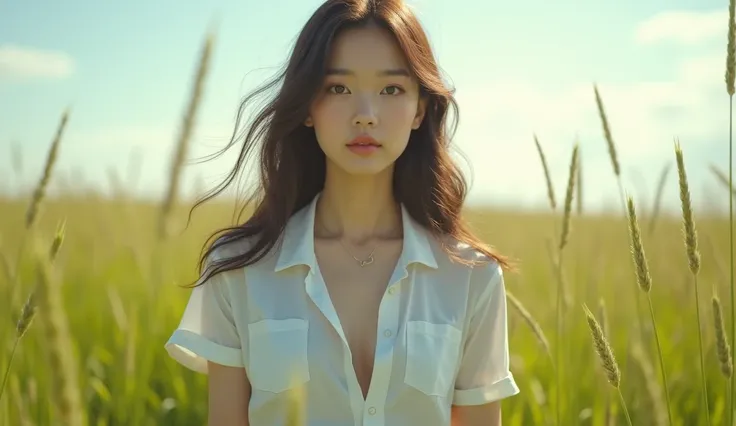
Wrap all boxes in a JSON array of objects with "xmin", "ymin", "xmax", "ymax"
[
  {"xmin": 317, "ymin": 218, "xmax": 376, "ymax": 267},
  {"xmin": 339, "ymin": 240, "xmax": 376, "ymax": 267}
]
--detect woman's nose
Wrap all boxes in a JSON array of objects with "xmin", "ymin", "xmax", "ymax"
[{"xmin": 352, "ymin": 97, "xmax": 378, "ymax": 127}]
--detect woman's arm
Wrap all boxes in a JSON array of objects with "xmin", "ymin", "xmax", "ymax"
[
  {"xmin": 207, "ymin": 361, "xmax": 251, "ymax": 426},
  {"xmin": 451, "ymin": 402, "xmax": 502, "ymax": 426},
  {"xmin": 451, "ymin": 263, "xmax": 518, "ymax": 425}
]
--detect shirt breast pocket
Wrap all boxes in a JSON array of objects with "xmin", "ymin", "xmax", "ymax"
[
  {"xmin": 247, "ymin": 318, "xmax": 310, "ymax": 394},
  {"xmin": 404, "ymin": 320, "xmax": 462, "ymax": 397}
]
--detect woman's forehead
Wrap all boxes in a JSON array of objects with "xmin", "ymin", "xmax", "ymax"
[{"xmin": 326, "ymin": 25, "xmax": 410, "ymax": 74}]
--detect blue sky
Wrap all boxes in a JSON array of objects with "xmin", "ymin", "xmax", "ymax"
[{"xmin": 0, "ymin": 0, "xmax": 731, "ymax": 214}]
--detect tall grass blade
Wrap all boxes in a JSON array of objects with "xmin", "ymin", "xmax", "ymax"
[
  {"xmin": 554, "ymin": 142, "xmax": 578, "ymax": 424},
  {"xmin": 533, "ymin": 134, "xmax": 557, "ymax": 212},
  {"xmin": 25, "ymin": 109, "xmax": 69, "ymax": 230},
  {"xmin": 582, "ymin": 304, "xmax": 633, "ymax": 426},
  {"xmin": 647, "ymin": 163, "xmax": 670, "ymax": 236},
  {"xmin": 674, "ymin": 141, "xmax": 710, "ymax": 425},
  {"xmin": 726, "ymin": 0, "xmax": 736, "ymax": 420},
  {"xmin": 625, "ymin": 195, "xmax": 674, "ymax": 425},
  {"xmin": 593, "ymin": 84, "xmax": 644, "ymax": 383},
  {"xmin": 159, "ymin": 31, "xmax": 214, "ymax": 240},
  {"xmin": 713, "ymin": 296, "xmax": 733, "ymax": 379}
]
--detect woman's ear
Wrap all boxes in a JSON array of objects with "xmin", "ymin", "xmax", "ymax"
[
  {"xmin": 412, "ymin": 97, "xmax": 427, "ymax": 130},
  {"xmin": 304, "ymin": 116, "xmax": 314, "ymax": 127}
]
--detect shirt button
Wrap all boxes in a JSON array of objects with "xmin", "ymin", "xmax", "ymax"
[
  {"xmin": 368, "ymin": 407, "xmax": 377, "ymax": 415},
  {"xmin": 388, "ymin": 286, "xmax": 397, "ymax": 295},
  {"xmin": 384, "ymin": 329, "xmax": 392, "ymax": 337}
]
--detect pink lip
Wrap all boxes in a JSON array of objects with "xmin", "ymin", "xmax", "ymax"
[
  {"xmin": 346, "ymin": 135, "xmax": 381, "ymax": 156},
  {"xmin": 347, "ymin": 144, "xmax": 379, "ymax": 156},
  {"xmin": 346, "ymin": 135, "xmax": 381, "ymax": 147}
]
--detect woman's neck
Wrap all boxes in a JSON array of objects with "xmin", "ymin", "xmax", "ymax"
[{"xmin": 315, "ymin": 166, "xmax": 402, "ymax": 244}]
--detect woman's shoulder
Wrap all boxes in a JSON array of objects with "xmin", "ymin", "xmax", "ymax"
[
  {"xmin": 432, "ymin": 234, "xmax": 503, "ymax": 278},
  {"xmin": 199, "ymin": 233, "xmax": 267, "ymax": 279},
  {"xmin": 207, "ymin": 234, "xmax": 257, "ymax": 261}
]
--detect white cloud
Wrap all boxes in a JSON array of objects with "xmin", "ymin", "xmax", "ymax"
[
  {"xmin": 679, "ymin": 52, "xmax": 725, "ymax": 82},
  {"xmin": 454, "ymin": 49, "xmax": 726, "ymax": 212},
  {"xmin": 634, "ymin": 9, "xmax": 727, "ymax": 46},
  {"xmin": 0, "ymin": 44, "xmax": 75, "ymax": 80}
]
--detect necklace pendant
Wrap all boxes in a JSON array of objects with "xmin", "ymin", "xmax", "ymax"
[{"xmin": 359, "ymin": 254, "xmax": 374, "ymax": 267}]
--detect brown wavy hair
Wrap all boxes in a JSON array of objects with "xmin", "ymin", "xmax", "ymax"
[{"xmin": 190, "ymin": 0, "xmax": 512, "ymax": 285}]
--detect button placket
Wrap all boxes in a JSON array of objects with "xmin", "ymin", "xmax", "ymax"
[{"xmin": 361, "ymin": 279, "xmax": 402, "ymax": 425}]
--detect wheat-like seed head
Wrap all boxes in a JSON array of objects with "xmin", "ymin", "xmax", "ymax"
[
  {"xmin": 25, "ymin": 108, "xmax": 69, "ymax": 229},
  {"xmin": 713, "ymin": 296, "xmax": 733, "ymax": 378},
  {"xmin": 674, "ymin": 141, "xmax": 700, "ymax": 275},
  {"xmin": 584, "ymin": 303, "xmax": 620, "ymax": 388},
  {"xmin": 49, "ymin": 219, "xmax": 66, "ymax": 262},
  {"xmin": 534, "ymin": 134, "xmax": 557, "ymax": 211},
  {"xmin": 15, "ymin": 289, "xmax": 38, "ymax": 339},
  {"xmin": 559, "ymin": 143, "xmax": 579, "ymax": 251},
  {"xmin": 159, "ymin": 31, "xmax": 214, "ymax": 239},
  {"xmin": 34, "ymin": 254, "xmax": 85, "ymax": 424},
  {"xmin": 626, "ymin": 196, "xmax": 652, "ymax": 292},
  {"xmin": 726, "ymin": 0, "xmax": 735, "ymax": 95},
  {"xmin": 576, "ymin": 152, "xmax": 583, "ymax": 215},
  {"xmin": 593, "ymin": 85, "xmax": 620, "ymax": 177}
]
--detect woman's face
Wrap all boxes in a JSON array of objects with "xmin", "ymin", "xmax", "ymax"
[{"xmin": 306, "ymin": 24, "xmax": 426, "ymax": 177}]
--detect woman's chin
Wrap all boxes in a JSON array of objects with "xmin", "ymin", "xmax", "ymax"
[{"xmin": 325, "ymin": 156, "xmax": 396, "ymax": 178}]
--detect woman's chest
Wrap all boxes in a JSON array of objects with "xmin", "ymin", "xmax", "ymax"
[
  {"xmin": 318, "ymin": 256, "xmax": 396, "ymax": 351},
  {"xmin": 235, "ymin": 262, "xmax": 475, "ymax": 400}
]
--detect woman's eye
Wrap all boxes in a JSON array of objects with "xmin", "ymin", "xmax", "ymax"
[
  {"xmin": 327, "ymin": 84, "xmax": 403, "ymax": 95},
  {"xmin": 382, "ymin": 85, "xmax": 404, "ymax": 95},
  {"xmin": 329, "ymin": 85, "xmax": 349, "ymax": 94}
]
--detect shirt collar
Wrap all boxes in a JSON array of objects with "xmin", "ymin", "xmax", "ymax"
[{"xmin": 274, "ymin": 192, "xmax": 438, "ymax": 273}]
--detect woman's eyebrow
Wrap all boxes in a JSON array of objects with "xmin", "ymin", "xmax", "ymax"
[{"xmin": 325, "ymin": 68, "xmax": 411, "ymax": 77}]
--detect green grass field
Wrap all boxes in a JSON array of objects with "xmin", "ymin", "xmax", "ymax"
[{"xmin": 0, "ymin": 192, "xmax": 733, "ymax": 425}]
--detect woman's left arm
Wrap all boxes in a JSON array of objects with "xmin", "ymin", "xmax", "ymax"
[
  {"xmin": 451, "ymin": 401, "xmax": 502, "ymax": 426},
  {"xmin": 450, "ymin": 262, "xmax": 519, "ymax": 426}
]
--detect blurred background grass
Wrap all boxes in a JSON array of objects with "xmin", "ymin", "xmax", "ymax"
[{"xmin": 0, "ymin": 182, "xmax": 733, "ymax": 424}]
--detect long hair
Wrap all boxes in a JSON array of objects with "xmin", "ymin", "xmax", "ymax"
[{"xmin": 190, "ymin": 0, "xmax": 513, "ymax": 285}]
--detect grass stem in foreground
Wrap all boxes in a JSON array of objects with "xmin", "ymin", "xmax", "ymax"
[
  {"xmin": 724, "ymin": 0, "xmax": 735, "ymax": 419},
  {"xmin": 674, "ymin": 141, "xmax": 710, "ymax": 425},
  {"xmin": 583, "ymin": 304, "xmax": 632, "ymax": 426},
  {"xmin": 556, "ymin": 142, "xmax": 578, "ymax": 425},
  {"xmin": 626, "ymin": 196, "xmax": 674, "ymax": 425}
]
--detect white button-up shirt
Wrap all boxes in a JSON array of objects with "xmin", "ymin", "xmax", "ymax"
[{"xmin": 165, "ymin": 193, "xmax": 519, "ymax": 425}]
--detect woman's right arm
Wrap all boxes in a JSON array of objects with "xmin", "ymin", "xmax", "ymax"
[{"xmin": 208, "ymin": 361, "xmax": 251, "ymax": 426}]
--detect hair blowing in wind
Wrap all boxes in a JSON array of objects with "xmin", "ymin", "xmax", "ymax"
[{"xmin": 187, "ymin": 0, "xmax": 511, "ymax": 284}]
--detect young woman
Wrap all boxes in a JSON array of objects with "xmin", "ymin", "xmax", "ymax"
[{"xmin": 165, "ymin": 0, "xmax": 520, "ymax": 424}]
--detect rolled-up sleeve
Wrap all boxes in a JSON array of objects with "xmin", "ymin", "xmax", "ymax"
[
  {"xmin": 453, "ymin": 262, "xmax": 520, "ymax": 405},
  {"xmin": 165, "ymin": 256, "xmax": 244, "ymax": 374}
]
